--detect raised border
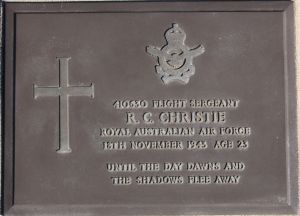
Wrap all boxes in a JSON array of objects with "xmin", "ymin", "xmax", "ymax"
[{"xmin": 1, "ymin": 1, "xmax": 298, "ymax": 215}]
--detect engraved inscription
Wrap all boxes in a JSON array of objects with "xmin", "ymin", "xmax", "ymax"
[
  {"xmin": 99, "ymin": 98, "xmax": 252, "ymax": 186},
  {"xmin": 34, "ymin": 57, "xmax": 95, "ymax": 153},
  {"xmin": 147, "ymin": 24, "xmax": 205, "ymax": 84}
]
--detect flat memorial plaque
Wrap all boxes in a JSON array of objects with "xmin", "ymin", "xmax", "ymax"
[{"xmin": 2, "ymin": 1, "xmax": 298, "ymax": 215}]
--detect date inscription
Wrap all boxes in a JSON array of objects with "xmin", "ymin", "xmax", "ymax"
[{"xmin": 98, "ymin": 99, "xmax": 251, "ymax": 186}]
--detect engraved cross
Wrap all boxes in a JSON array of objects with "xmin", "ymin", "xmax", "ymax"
[{"xmin": 34, "ymin": 57, "xmax": 94, "ymax": 154}]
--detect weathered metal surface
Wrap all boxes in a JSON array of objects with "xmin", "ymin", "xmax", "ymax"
[{"xmin": 1, "ymin": 1, "xmax": 298, "ymax": 215}]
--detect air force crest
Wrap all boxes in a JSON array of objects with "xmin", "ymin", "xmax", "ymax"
[{"xmin": 146, "ymin": 23, "xmax": 205, "ymax": 84}]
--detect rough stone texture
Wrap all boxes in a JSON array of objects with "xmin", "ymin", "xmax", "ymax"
[
  {"xmin": 293, "ymin": 1, "xmax": 299, "ymax": 214},
  {"xmin": 295, "ymin": 0, "xmax": 299, "ymax": 147}
]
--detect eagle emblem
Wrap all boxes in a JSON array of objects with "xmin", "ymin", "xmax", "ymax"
[{"xmin": 146, "ymin": 23, "xmax": 205, "ymax": 84}]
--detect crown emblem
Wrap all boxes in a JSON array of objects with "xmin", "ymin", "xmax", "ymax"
[{"xmin": 146, "ymin": 23, "xmax": 205, "ymax": 84}]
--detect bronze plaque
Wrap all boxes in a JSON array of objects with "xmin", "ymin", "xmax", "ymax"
[{"xmin": 2, "ymin": 1, "xmax": 298, "ymax": 215}]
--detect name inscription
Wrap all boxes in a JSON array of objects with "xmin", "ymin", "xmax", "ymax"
[{"xmin": 99, "ymin": 99, "xmax": 252, "ymax": 186}]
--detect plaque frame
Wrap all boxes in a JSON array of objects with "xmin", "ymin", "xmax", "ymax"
[{"xmin": 1, "ymin": 1, "xmax": 298, "ymax": 215}]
